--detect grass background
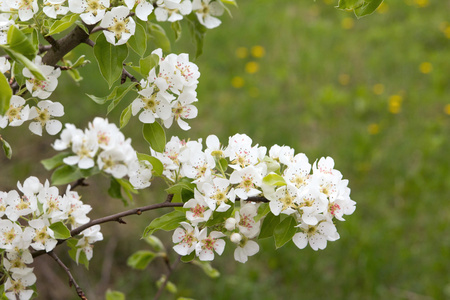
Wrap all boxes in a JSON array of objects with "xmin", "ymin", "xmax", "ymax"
[{"xmin": 1, "ymin": 0, "xmax": 450, "ymax": 299}]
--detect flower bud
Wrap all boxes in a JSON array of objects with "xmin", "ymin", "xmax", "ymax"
[
  {"xmin": 225, "ymin": 217, "xmax": 237, "ymax": 231},
  {"xmin": 230, "ymin": 233, "xmax": 242, "ymax": 244}
]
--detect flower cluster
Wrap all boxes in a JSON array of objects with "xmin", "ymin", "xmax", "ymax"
[
  {"xmin": 53, "ymin": 117, "xmax": 144, "ymax": 181},
  {"xmin": 161, "ymin": 133, "xmax": 355, "ymax": 262},
  {"xmin": 0, "ymin": 176, "xmax": 101, "ymax": 300},
  {"xmin": 132, "ymin": 49, "xmax": 200, "ymax": 130},
  {"xmin": 0, "ymin": 57, "xmax": 64, "ymax": 136},
  {"xmin": 0, "ymin": 0, "xmax": 226, "ymax": 47}
]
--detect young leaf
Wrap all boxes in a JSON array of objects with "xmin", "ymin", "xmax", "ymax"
[
  {"xmin": 1, "ymin": 137, "xmax": 12, "ymax": 159},
  {"xmin": 120, "ymin": 104, "xmax": 132, "ymax": 129},
  {"xmin": 49, "ymin": 222, "xmax": 71, "ymax": 239},
  {"xmin": 41, "ymin": 152, "xmax": 71, "ymax": 170},
  {"xmin": 258, "ymin": 213, "xmax": 280, "ymax": 239},
  {"xmin": 171, "ymin": 21, "xmax": 182, "ymax": 41},
  {"xmin": 136, "ymin": 153, "xmax": 164, "ymax": 176},
  {"xmin": 127, "ymin": 22, "xmax": 147, "ymax": 57},
  {"xmin": 94, "ymin": 34, "xmax": 129, "ymax": 88},
  {"xmin": 47, "ymin": 13, "xmax": 79, "ymax": 36},
  {"xmin": 106, "ymin": 290, "xmax": 126, "ymax": 300},
  {"xmin": 143, "ymin": 210, "xmax": 186, "ymax": 237},
  {"xmin": 191, "ymin": 260, "xmax": 220, "ymax": 278},
  {"xmin": 0, "ymin": 72, "xmax": 11, "ymax": 115},
  {"xmin": 273, "ymin": 215, "xmax": 297, "ymax": 248},
  {"xmin": 262, "ymin": 173, "xmax": 287, "ymax": 187},
  {"xmin": 142, "ymin": 122, "xmax": 166, "ymax": 153},
  {"xmin": 127, "ymin": 250, "xmax": 157, "ymax": 270},
  {"xmin": 144, "ymin": 235, "xmax": 165, "ymax": 252}
]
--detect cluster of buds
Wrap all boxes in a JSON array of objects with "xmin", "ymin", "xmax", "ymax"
[{"xmin": 0, "ymin": 177, "xmax": 101, "ymax": 300}]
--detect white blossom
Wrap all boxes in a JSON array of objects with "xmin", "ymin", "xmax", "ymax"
[
  {"xmin": 100, "ymin": 6, "xmax": 136, "ymax": 45},
  {"xmin": 192, "ymin": 0, "xmax": 224, "ymax": 29}
]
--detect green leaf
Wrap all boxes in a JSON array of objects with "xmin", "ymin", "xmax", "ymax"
[
  {"xmin": 0, "ymin": 72, "xmax": 11, "ymax": 115},
  {"xmin": 147, "ymin": 23, "xmax": 171, "ymax": 53},
  {"xmin": 79, "ymin": 166, "xmax": 100, "ymax": 178},
  {"xmin": 262, "ymin": 173, "xmax": 287, "ymax": 187},
  {"xmin": 108, "ymin": 177, "xmax": 124, "ymax": 202},
  {"xmin": 116, "ymin": 178, "xmax": 138, "ymax": 202},
  {"xmin": 204, "ymin": 209, "xmax": 233, "ymax": 227},
  {"xmin": 127, "ymin": 250, "xmax": 157, "ymax": 270},
  {"xmin": 41, "ymin": 152, "xmax": 71, "ymax": 170},
  {"xmin": 220, "ymin": 0, "xmax": 237, "ymax": 6},
  {"xmin": 254, "ymin": 203, "xmax": 271, "ymax": 222},
  {"xmin": 94, "ymin": 34, "xmax": 129, "ymax": 88},
  {"xmin": 120, "ymin": 104, "xmax": 132, "ymax": 129},
  {"xmin": 180, "ymin": 251, "xmax": 195, "ymax": 263},
  {"xmin": 47, "ymin": 13, "xmax": 79, "ymax": 36},
  {"xmin": 6, "ymin": 26, "xmax": 36, "ymax": 60},
  {"xmin": 166, "ymin": 179, "xmax": 195, "ymax": 194},
  {"xmin": 107, "ymin": 82, "xmax": 138, "ymax": 114},
  {"xmin": 354, "ymin": 0, "xmax": 384, "ymax": 18},
  {"xmin": 273, "ymin": 215, "xmax": 297, "ymax": 248},
  {"xmin": 51, "ymin": 165, "xmax": 83, "ymax": 186},
  {"xmin": 106, "ymin": 290, "xmax": 126, "ymax": 300},
  {"xmin": 49, "ymin": 222, "xmax": 71, "ymax": 239},
  {"xmin": 143, "ymin": 122, "xmax": 166, "ymax": 153},
  {"xmin": 191, "ymin": 260, "xmax": 220, "ymax": 278},
  {"xmin": 71, "ymin": 55, "xmax": 89, "ymax": 68},
  {"xmin": 337, "ymin": 0, "xmax": 363, "ymax": 10},
  {"xmin": 186, "ymin": 15, "xmax": 207, "ymax": 58},
  {"xmin": 0, "ymin": 46, "xmax": 45, "ymax": 81},
  {"xmin": 171, "ymin": 21, "xmax": 182, "ymax": 41},
  {"xmin": 138, "ymin": 53, "xmax": 159, "ymax": 76},
  {"xmin": 143, "ymin": 210, "xmax": 186, "ymax": 237},
  {"xmin": 67, "ymin": 238, "xmax": 89, "ymax": 269},
  {"xmin": 67, "ymin": 69, "xmax": 83, "ymax": 82},
  {"xmin": 258, "ymin": 213, "xmax": 280, "ymax": 239},
  {"xmin": 127, "ymin": 22, "xmax": 147, "ymax": 57},
  {"xmin": 1, "ymin": 137, "xmax": 12, "ymax": 159},
  {"xmin": 136, "ymin": 153, "xmax": 164, "ymax": 176}
]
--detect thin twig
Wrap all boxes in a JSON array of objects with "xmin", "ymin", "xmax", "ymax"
[
  {"xmin": 121, "ymin": 68, "xmax": 139, "ymax": 84},
  {"xmin": 84, "ymin": 39, "xmax": 95, "ymax": 47},
  {"xmin": 240, "ymin": 196, "xmax": 270, "ymax": 203},
  {"xmin": 153, "ymin": 255, "xmax": 181, "ymax": 300},
  {"xmin": 66, "ymin": 178, "xmax": 88, "ymax": 192},
  {"xmin": 48, "ymin": 251, "xmax": 87, "ymax": 300}
]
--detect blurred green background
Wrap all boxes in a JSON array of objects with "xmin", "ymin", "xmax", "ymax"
[{"xmin": 1, "ymin": 0, "xmax": 450, "ymax": 299}]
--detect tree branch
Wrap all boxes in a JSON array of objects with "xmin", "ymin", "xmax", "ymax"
[
  {"xmin": 32, "ymin": 194, "xmax": 179, "ymax": 258},
  {"xmin": 48, "ymin": 251, "xmax": 87, "ymax": 300},
  {"xmin": 70, "ymin": 194, "xmax": 178, "ymax": 236},
  {"xmin": 153, "ymin": 255, "xmax": 181, "ymax": 300},
  {"xmin": 42, "ymin": 24, "xmax": 96, "ymax": 66}
]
